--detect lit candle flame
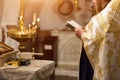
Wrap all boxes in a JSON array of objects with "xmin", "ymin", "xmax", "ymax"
[{"xmin": 37, "ymin": 18, "xmax": 40, "ymax": 22}]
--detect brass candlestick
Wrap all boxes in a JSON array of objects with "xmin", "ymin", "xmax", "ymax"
[
  {"xmin": 7, "ymin": 0, "xmax": 37, "ymax": 52},
  {"xmin": 7, "ymin": 27, "xmax": 36, "ymax": 52}
]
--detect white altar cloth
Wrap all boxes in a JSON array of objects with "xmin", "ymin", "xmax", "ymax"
[{"xmin": 0, "ymin": 60, "xmax": 55, "ymax": 80}]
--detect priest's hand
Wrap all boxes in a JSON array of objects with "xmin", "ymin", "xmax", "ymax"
[{"xmin": 75, "ymin": 28, "xmax": 84, "ymax": 39}]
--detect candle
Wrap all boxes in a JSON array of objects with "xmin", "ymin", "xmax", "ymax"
[
  {"xmin": 20, "ymin": 0, "xmax": 24, "ymax": 17},
  {"xmin": 19, "ymin": 0, "xmax": 24, "ymax": 30},
  {"xmin": 20, "ymin": 16, "xmax": 23, "ymax": 20},
  {"xmin": 28, "ymin": 24, "xmax": 31, "ymax": 30},
  {"xmin": 33, "ymin": 12, "xmax": 37, "ymax": 25}
]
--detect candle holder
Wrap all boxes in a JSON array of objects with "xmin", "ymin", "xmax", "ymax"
[
  {"xmin": 7, "ymin": 0, "xmax": 37, "ymax": 52},
  {"xmin": 7, "ymin": 26, "xmax": 37, "ymax": 52}
]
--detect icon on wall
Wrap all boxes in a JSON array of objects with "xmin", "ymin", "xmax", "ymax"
[
  {"xmin": 0, "ymin": 42, "xmax": 14, "ymax": 54},
  {"xmin": 56, "ymin": 0, "xmax": 80, "ymax": 16},
  {"xmin": 58, "ymin": 0, "xmax": 74, "ymax": 16}
]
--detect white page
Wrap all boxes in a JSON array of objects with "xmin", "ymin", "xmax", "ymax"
[{"xmin": 66, "ymin": 20, "xmax": 82, "ymax": 30}]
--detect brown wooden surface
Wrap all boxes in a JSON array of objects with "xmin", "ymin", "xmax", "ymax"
[
  {"xmin": 22, "ymin": 30, "xmax": 58, "ymax": 67},
  {"xmin": 43, "ymin": 36, "xmax": 58, "ymax": 67},
  {"xmin": 23, "ymin": 30, "xmax": 51, "ymax": 52}
]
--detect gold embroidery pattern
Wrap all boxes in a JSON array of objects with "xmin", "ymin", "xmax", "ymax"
[{"xmin": 81, "ymin": 0, "xmax": 120, "ymax": 80}]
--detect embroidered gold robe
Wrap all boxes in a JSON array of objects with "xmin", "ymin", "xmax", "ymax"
[{"xmin": 81, "ymin": 0, "xmax": 120, "ymax": 80}]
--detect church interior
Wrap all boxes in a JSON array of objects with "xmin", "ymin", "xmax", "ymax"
[{"xmin": 0, "ymin": 0, "xmax": 94, "ymax": 80}]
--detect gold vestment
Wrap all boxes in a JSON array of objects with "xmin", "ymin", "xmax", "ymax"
[{"xmin": 81, "ymin": 0, "xmax": 120, "ymax": 80}]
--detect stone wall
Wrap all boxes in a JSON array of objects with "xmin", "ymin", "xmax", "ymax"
[
  {"xmin": 1, "ymin": 0, "xmax": 93, "ymax": 30},
  {"xmin": 51, "ymin": 30, "xmax": 82, "ymax": 70}
]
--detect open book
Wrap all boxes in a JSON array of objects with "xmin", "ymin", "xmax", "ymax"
[{"xmin": 65, "ymin": 20, "xmax": 82, "ymax": 30}]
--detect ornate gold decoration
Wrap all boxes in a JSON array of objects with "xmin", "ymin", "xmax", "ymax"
[
  {"xmin": 74, "ymin": 0, "xmax": 80, "ymax": 10},
  {"xmin": 0, "ymin": 42, "xmax": 14, "ymax": 54},
  {"xmin": 57, "ymin": 0, "xmax": 74, "ymax": 15},
  {"xmin": 7, "ymin": 0, "xmax": 37, "ymax": 52},
  {"xmin": 57, "ymin": 0, "xmax": 80, "ymax": 16}
]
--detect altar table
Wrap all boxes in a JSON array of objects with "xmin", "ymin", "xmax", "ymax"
[{"xmin": 0, "ymin": 60, "xmax": 55, "ymax": 80}]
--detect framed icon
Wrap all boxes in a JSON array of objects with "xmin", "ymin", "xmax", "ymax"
[
  {"xmin": 58, "ymin": 0, "xmax": 74, "ymax": 16},
  {"xmin": 0, "ymin": 42, "xmax": 14, "ymax": 54}
]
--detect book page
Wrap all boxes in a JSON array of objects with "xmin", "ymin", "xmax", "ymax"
[{"xmin": 66, "ymin": 20, "xmax": 82, "ymax": 30}]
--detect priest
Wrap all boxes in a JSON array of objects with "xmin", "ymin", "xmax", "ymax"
[{"xmin": 75, "ymin": 0, "xmax": 120, "ymax": 80}]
